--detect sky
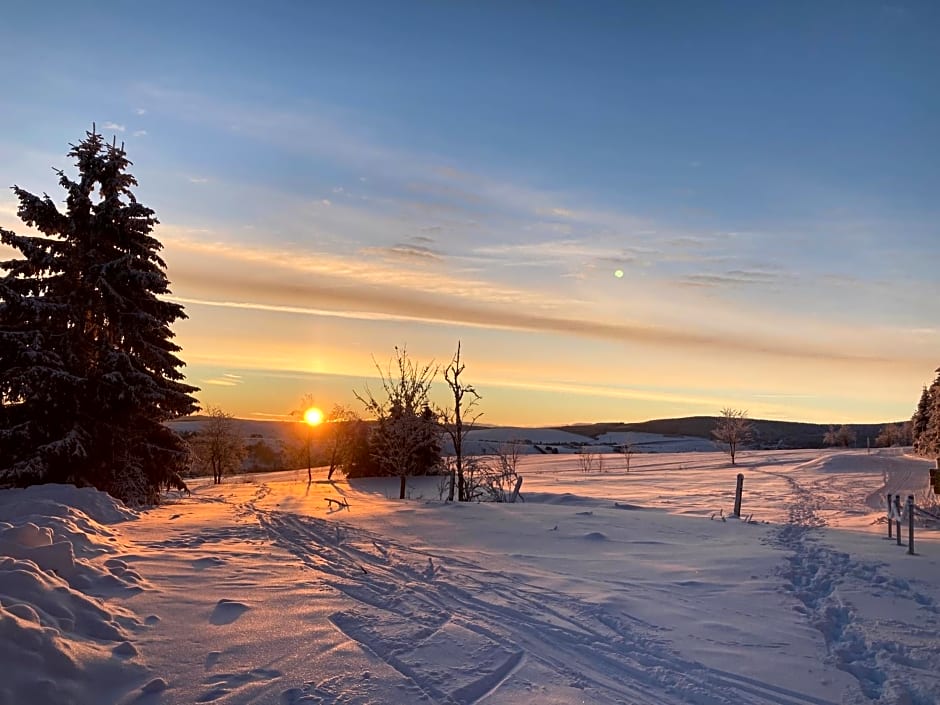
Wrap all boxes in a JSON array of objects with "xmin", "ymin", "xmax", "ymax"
[{"xmin": 1, "ymin": 0, "xmax": 937, "ymax": 426}]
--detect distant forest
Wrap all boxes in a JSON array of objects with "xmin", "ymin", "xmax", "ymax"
[{"xmin": 558, "ymin": 417, "xmax": 905, "ymax": 450}]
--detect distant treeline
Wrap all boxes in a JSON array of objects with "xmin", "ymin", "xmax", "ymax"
[{"xmin": 557, "ymin": 416, "xmax": 906, "ymax": 450}]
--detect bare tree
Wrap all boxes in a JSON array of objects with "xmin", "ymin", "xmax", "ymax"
[
  {"xmin": 577, "ymin": 448, "xmax": 600, "ymax": 473},
  {"xmin": 620, "ymin": 440, "xmax": 634, "ymax": 472},
  {"xmin": 355, "ymin": 347, "xmax": 441, "ymax": 499},
  {"xmin": 324, "ymin": 404, "xmax": 360, "ymax": 480},
  {"xmin": 471, "ymin": 440, "xmax": 523, "ymax": 502},
  {"xmin": 712, "ymin": 408, "xmax": 753, "ymax": 466},
  {"xmin": 290, "ymin": 393, "xmax": 320, "ymax": 483},
  {"xmin": 189, "ymin": 407, "xmax": 246, "ymax": 483},
  {"xmin": 437, "ymin": 341, "xmax": 483, "ymax": 501}
]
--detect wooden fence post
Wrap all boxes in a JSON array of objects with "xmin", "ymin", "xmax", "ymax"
[
  {"xmin": 907, "ymin": 495, "xmax": 915, "ymax": 556},
  {"xmin": 733, "ymin": 473, "xmax": 744, "ymax": 517},
  {"xmin": 894, "ymin": 495, "xmax": 903, "ymax": 546},
  {"xmin": 887, "ymin": 493, "xmax": 893, "ymax": 539}
]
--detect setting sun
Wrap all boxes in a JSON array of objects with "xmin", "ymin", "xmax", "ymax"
[{"xmin": 303, "ymin": 407, "xmax": 324, "ymax": 426}]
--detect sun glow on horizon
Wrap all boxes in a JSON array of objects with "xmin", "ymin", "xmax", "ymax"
[{"xmin": 303, "ymin": 407, "xmax": 324, "ymax": 426}]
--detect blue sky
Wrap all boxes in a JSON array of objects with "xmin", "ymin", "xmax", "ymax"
[{"xmin": 1, "ymin": 1, "xmax": 937, "ymax": 425}]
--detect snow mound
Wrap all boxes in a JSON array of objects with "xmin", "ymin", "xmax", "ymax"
[
  {"xmin": 210, "ymin": 599, "xmax": 251, "ymax": 625},
  {"xmin": 523, "ymin": 492, "xmax": 599, "ymax": 506},
  {"xmin": 798, "ymin": 452, "xmax": 932, "ymax": 475},
  {"xmin": 0, "ymin": 484, "xmax": 147, "ymax": 704},
  {"xmin": 0, "ymin": 483, "xmax": 137, "ymax": 524}
]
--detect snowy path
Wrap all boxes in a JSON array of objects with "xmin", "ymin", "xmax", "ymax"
[
  {"xmin": 755, "ymin": 461, "xmax": 940, "ymax": 704},
  {"xmin": 243, "ymin": 487, "xmax": 839, "ymax": 705}
]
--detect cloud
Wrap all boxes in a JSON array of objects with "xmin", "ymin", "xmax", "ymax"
[
  {"xmin": 172, "ymin": 290, "xmax": 893, "ymax": 367},
  {"xmin": 473, "ymin": 238, "xmax": 641, "ymax": 268},
  {"xmin": 188, "ymin": 177, "xmax": 209, "ymax": 184},
  {"xmin": 129, "ymin": 88, "xmax": 935, "ymax": 375},
  {"xmin": 132, "ymin": 88, "xmax": 663, "ymax": 233},
  {"xmin": 135, "ymin": 108, "xmax": 147, "ymax": 115},
  {"xmin": 200, "ymin": 373, "xmax": 243, "ymax": 387},
  {"xmin": 202, "ymin": 377, "xmax": 240, "ymax": 386},
  {"xmin": 160, "ymin": 234, "xmax": 902, "ymax": 368},
  {"xmin": 320, "ymin": 199, "xmax": 331, "ymax": 206},
  {"xmin": 536, "ymin": 207, "xmax": 575, "ymax": 218},
  {"xmin": 360, "ymin": 243, "xmax": 444, "ymax": 262},
  {"xmin": 133, "ymin": 130, "xmax": 148, "ymax": 137},
  {"xmin": 677, "ymin": 269, "xmax": 784, "ymax": 288},
  {"xmin": 102, "ymin": 122, "xmax": 125, "ymax": 132}
]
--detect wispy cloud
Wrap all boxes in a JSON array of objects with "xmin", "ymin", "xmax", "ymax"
[
  {"xmin": 160, "ymin": 233, "xmax": 908, "ymax": 368},
  {"xmin": 473, "ymin": 238, "xmax": 642, "ymax": 269},
  {"xmin": 202, "ymin": 377, "xmax": 240, "ymax": 387},
  {"xmin": 135, "ymin": 108, "xmax": 147, "ymax": 115},
  {"xmin": 360, "ymin": 242, "xmax": 444, "ymax": 262},
  {"xmin": 536, "ymin": 207, "xmax": 575, "ymax": 218},
  {"xmin": 173, "ymin": 293, "xmax": 894, "ymax": 366},
  {"xmin": 677, "ymin": 269, "xmax": 784, "ymax": 288},
  {"xmin": 202, "ymin": 373, "xmax": 244, "ymax": 387},
  {"xmin": 188, "ymin": 176, "xmax": 209, "ymax": 184},
  {"xmin": 132, "ymin": 88, "xmax": 936, "ymax": 385},
  {"xmin": 133, "ymin": 130, "xmax": 147, "ymax": 137},
  {"xmin": 102, "ymin": 121, "xmax": 125, "ymax": 132}
]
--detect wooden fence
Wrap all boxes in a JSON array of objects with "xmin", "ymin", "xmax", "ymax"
[{"xmin": 886, "ymin": 493, "xmax": 940, "ymax": 555}]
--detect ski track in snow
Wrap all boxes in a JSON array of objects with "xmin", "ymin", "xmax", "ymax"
[
  {"xmin": 753, "ymin": 463, "xmax": 940, "ymax": 705},
  {"xmin": 226, "ymin": 485, "xmax": 839, "ymax": 705}
]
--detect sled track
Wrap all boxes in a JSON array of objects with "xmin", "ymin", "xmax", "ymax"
[{"xmin": 245, "ymin": 495, "xmax": 837, "ymax": 705}]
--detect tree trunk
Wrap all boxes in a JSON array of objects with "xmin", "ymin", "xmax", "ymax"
[
  {"xmin": 399, "ymin": 475, "xmax": 407, "ymax": 500},
  {"xmin": 328, "ymin": 445, "xmax": 338, "ymax": 480}
]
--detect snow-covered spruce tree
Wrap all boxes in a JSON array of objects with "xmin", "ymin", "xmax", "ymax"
[
  {"xmin": 911, "ymin": 379, "xmax": 935, "ymax": 455},
  {"xmin": 0, "ymin": 128, "xmax": 198, "ymax": 504},
  {"xmin": 914, "ymin": 371, "xmax": 940, "ymax": 460}
]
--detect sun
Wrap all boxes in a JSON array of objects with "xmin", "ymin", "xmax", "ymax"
[{"xmin": 303, "ymin": 407, "xmax": 324, "ymax": 426}]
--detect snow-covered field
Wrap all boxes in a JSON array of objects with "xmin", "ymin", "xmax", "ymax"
[{"xmin": 2, "ymin": 448, "xmax": 938, "ymax": 705}]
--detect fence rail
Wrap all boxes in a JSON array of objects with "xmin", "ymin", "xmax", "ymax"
[{"xmin": 885, "ymin": 493, "xmax": 938, "ymax": 555}]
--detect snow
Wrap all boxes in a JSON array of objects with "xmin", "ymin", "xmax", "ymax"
[
  {"xmin": 598, "ymin": 430, "xmax": 719, "ymax": 452},
  {"xmin": 1, "ymin": 448, "xmax": 938, "ymax": 704}
]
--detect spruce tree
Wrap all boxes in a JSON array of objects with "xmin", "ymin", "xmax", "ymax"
[
  {"xmin": 0, "ymin": 127, "xmax": 198, "ymax": 504},
  {"xmin": 911, "ymin": 384, "xmax": 931, "ymax": 452},
  {"xmin": 919, "ymin": 372, "xmax": 940, "ymax": 460}
]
